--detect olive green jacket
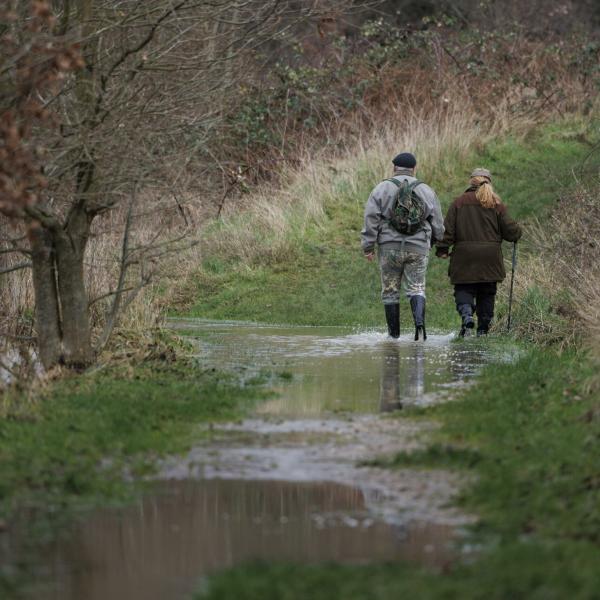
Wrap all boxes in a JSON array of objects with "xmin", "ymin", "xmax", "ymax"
[{"xmin": 436, "ymin": 190, "xmax": 522, "ymax": 284}]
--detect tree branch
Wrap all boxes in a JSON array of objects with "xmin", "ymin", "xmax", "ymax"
[
  {"xmin": 0, "ymin": 358, "xmax": 19, "ymax": 379},
  {"xmin": 0, "ymin": 247, "xmax": 31, "ymax": 256},
  {"xmin": 100, "ymin": 0, "xmax": 191, "ymax": 94},
  {"xmin": 88, "ymin": 286, "xmax": 137, "ymax": 308},
  {"xmin": 96, "ymin": 183, "xmax": 139, "ymax": 351},
  {"xmin": 0, "ymin": 262, "xmax": 32, "ymax": 275},
  {"xmin": 23, "ymin": 205, "xmax": 61, "ymax": 231}
]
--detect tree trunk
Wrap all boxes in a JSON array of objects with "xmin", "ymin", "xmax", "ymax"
[
  {"xmin": 29, "ymin": 226, "xmax": 63, "ymax": 370},
  {"xmin": 54, "ymin": 231, "xmax": 93, "ymax": 368},
  {"xmin": 29, "ymin": 214, "xmax": 94, "ymax": 370}
]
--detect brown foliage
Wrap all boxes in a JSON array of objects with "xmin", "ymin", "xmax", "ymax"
[
  {"xmin": 216, "ymin": 20, "xmax": 599, "ymax": 191},
  {"xmin": 0, "ymin": 1, "xmax": 83, "ymax": 218}
]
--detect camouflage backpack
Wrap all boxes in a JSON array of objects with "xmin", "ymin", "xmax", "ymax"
[{"xmin": 384, "ymin": 178, "xmax": 426, "ymax": 235}]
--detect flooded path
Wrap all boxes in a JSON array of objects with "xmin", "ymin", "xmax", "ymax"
[
  {"xmin": 182, "ymin": 321, "xmax": 490, "ymax": 414},
  {"xmin": 21, "ymin": 321, "xmax": 507, "ymax": 600}
]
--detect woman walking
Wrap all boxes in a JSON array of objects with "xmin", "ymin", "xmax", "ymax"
[{"xmin": 436, "ymin": 168, "xmax": 522, "ymax": 336}]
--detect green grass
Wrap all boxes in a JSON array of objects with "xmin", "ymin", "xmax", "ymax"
[
  {"xmin": 198, "ymin": 545, "xmax": 600, "ymax": 600},
  {"xmin": 0, "ymin": 361, "xmax": 266, "ymax": 517},
  {"xmin": 187, "ymin": 118, "xmax": 599, "ymax": 330},
  {"xmin": 0, "ymin": 358, "xmax": 268, "ymax": 595},
  {"xmin": 378, "ymin": 348, "xmax": 600, "ymax": 543},
  {"xmin": 198, "ymin": 348, "xmax": 600, "ymax": 600}
]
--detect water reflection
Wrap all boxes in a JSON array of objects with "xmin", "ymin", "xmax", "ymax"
[
  {"xmin": 379, "ymin": 343, "xmax": 426, "ymax": 412},
  {"xmin": 170, "ymin": 320, "xmax": 495, "ymax": 416},
  {"xmin": 29, "ymin": 480, "xmax": 456, "ymax": 600}
]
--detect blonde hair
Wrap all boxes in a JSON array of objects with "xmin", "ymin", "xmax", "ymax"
[{"xmin": 470, "ymin": 176, "xmax": 500, "ymax": 209}]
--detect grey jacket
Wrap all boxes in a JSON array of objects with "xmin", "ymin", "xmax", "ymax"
[{"xmin": 361, "ymin": 167, "xmax": 445, "ymax": 256}]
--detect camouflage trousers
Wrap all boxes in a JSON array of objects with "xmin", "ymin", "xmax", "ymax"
[{"xmin": 378, "ymin": 245, "xmax": 428, "ymax": 305}]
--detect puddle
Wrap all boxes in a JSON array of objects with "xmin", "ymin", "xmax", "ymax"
[
  {"xmin": 172, "ymin": 320, "xmax": 495, "ymax": 415},
  {"xmin": 156, "ymin": 414, "xmax": 469, "ymax": 528},
  {"xmin": 7, "ymin": 321, "xmax": 511, "ymax": 599},
  {"xmin": 25, "ymin": 479, "xmax": 458, "ymax": 600}
]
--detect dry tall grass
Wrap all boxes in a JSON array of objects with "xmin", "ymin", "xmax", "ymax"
[
  {"xmin": 501, "ymin": 182, "xmax": 600, "ymax": 350},
  {"xmin": 200, "ymin": 102, "xmax": 515, "ymax": 267}
]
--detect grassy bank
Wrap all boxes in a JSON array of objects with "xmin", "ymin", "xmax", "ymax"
[
  {"xmin": 198, "ymin": 346, "xmax": 600, "ymax": 599},
  {"xmin": 184, "ymin": 117, "xmax": 598, "ymax": 331},
  {"xmin": 0, "ymin": 355, "xmax": 268, "ymax": 595},
  {"xmin": 0, "ymin": 361, "xmax": 267, "ymax": 515}
]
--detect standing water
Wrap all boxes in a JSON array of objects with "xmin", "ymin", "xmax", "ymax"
[
  {"xmin": 11, "ymin": 321, "xmax": 502, "ymax": 600},
  {"xmin": 184, "ymin": 320, "xmax": 489, "ymax": 415}
]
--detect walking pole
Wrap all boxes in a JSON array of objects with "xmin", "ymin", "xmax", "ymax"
[{"xmin": 507, "ymin": 242, "xmax": 517, "ymax": 333}]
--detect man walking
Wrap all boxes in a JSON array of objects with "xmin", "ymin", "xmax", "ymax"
[{"xmin": 361, "ymin": 152, "xmax": 444, "ymax": 340}]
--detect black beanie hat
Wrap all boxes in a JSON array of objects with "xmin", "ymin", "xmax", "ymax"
[{"xmin": 392, "ymin": 152, "xmax": 417, "ymax": 168}]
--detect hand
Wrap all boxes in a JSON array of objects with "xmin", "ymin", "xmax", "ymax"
[{"xmin": 365, "ymin": 252, "xmax": 375, "ymax": 262}]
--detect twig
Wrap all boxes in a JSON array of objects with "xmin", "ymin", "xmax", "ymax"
[
  {"xmin": 88, "ymin": 286, "xmax": 137, "ymax": 308},
  {"xmin": 441, "ymin": 44, "xmax": 463, "ymax": 72},
  {"xmin": 0, "ymin": 262, "xmax": 32, "ymax": 275},
  {"xmin": 97, "ymin": 183, "xmax": 138, "ymax": 351},
  {"xmin": 127, "ymin": 230, "xmax": 193, "ymax": 255},
  {"xmin": 173, "ymin": 194, "xmax": 192, "ymax": 227},
  {"xmin": 579, "ymin": 141, "xmax": 600, "ymax": 173},
  {"xmin": 0, "ymin": 358, "xmax": 19, "ymax": 378}
]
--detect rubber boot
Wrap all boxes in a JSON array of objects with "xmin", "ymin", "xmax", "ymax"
[
  {"xmin": 384, "ymin": 304, "xmax": 400, "ymax": 338},
  {"xmin": 457, "ymin": 303, "xmax": 475, "ymax": 338},
  {"xmin": 477, "ymin": 319, "xmax": 491, "ymax": 337},
  {"xmin": 410, "ymin": 295, "xmax": 427, "ymax": 341}
]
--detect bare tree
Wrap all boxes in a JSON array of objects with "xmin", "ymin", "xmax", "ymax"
[{"xmin": 2, "ymin": 0, "xmax": 370, "ymax": 370}]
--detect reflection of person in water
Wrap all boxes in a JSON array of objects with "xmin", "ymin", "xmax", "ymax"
[
  {"xmin": 379, "ymin": 343, "xmax": 426, "ymax": 412},
  {"xmin": 380, "ymin": 343, "xmax": 401, "ymax": 412}
]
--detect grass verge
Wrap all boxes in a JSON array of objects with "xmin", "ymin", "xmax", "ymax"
[{"xmin": 197, "ymin": 346, "xmax": 600, "ymax": 599}]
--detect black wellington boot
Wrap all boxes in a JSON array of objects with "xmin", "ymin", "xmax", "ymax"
[
  {"xmin": 410, "ymin": 295, "xmax": 427, "ymax": 341},
  {"xmin": 384, "ymin": 304, "xmax": 400, "ymax": 338},
  {"xmin": 477, "ymin": 319, "xmax": 491, "ymax": 337},
  {"xmin": 457, "ymin": 303, "xmax": 475, "ymax": 338}
]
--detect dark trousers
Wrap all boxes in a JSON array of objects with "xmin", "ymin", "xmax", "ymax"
[{"xmin": 454, "ymin": 282, "xmax": 497, "ymax": 333}]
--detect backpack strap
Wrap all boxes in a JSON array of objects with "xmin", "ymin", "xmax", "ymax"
[{"xmin": 384, "ymin": 177, "xmax": 423, "ymax": 188}]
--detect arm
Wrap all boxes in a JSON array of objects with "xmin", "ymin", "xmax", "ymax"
[
  {"xmin": 360, "ymin": 188, "xmax": 382, "ymax": 256},
  {"xmin": 428, "ymin": 189, "xmax": 445, "ymax": 244},
  {"xmin": 415, "ymin": 183, "xmax": 444, "ymax": 245},
  {"xmin": 498, "ymin": 207, "xmax": 522, "ymax": 242},
  {"xmin": 436, "ymin": 202, "xmax": 456, "ymax": 257}
]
